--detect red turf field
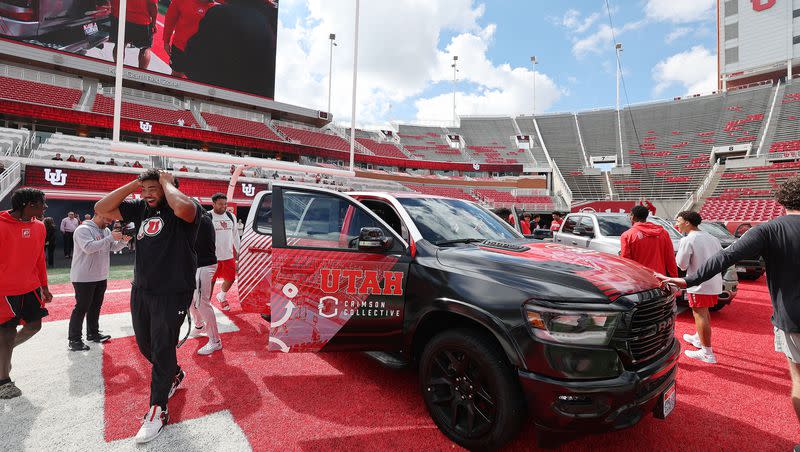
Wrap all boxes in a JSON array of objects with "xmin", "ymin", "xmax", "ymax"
[{"xmin": 2, "ymin": 277, "xmax": 796, "ymax": 451}]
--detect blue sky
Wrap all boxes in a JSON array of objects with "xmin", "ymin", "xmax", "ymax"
[{"xmin": 273, "ymin": 0, "xmax": 718, "ymax": 127}]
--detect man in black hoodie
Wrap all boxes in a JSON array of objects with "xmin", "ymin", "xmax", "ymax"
[{"xmin": 183, "ymin": 0, "xmax": 277, "ymax": 98}]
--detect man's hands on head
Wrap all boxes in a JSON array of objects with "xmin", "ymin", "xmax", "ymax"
[{"xmin": 158, "ymin": 171, "xmax": 176, "ymax": 187}]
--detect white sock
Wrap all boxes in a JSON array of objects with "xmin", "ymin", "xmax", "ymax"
[{"xmin": 701, "ymin": 346, "xmax": 713, "ymax": 355}]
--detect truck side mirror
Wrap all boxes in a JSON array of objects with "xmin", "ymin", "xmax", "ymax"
[{"xmin": 357, "ymin": 227, "xmax": 393, "ymax": 252}]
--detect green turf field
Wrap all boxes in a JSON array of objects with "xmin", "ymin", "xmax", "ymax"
[{"xmin": 47, "ymin": 265, "xmax": 134, "ymax": 285}]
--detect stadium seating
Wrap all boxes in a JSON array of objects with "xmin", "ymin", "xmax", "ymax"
[
  {"xmin": 202, "ymin": 112, "xmax": 283, "ymax": 141},
  {"xmin": 769, "ymin": 79, "xmax": 800, "ymax": 154},
  {"xmin": 397, "ymin": 124, "xmax": 467, "ymax": 162},
  {"xmin": 0, "ymin": 76, "xmax": 82, "ymax": 109},
  {"xmin": 0, "ymin": 127, "xmax": 31, "ymax": 156},
  {"xmin": 405, "ymin": 184, "xmax": 477, "ymax": 201},
  {"xmin": 92, "ymin": 95, "xmax": 197, "ymax": 127},
  {"xmin": 536, "ymin": 113, "xmax": 608, "ymax": 200},
  {"xmin": 456, "ymin": 117, "xmax": 534, "ymax": 164},
  {"xmin": 274, "ymin": 122, "xmax": 354, "ymax": 153},
  {"xmin": 352, "ymin": 130, "xmax": 409, "ymax": 159},
  {"xmin": 514, "ymin": 115, "xmax": 556, "ymax": 164}
]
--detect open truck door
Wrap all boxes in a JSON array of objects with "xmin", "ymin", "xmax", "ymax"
[{"xmin": 258, "ymin": 184, "xmax": 410, "ymax": 353}]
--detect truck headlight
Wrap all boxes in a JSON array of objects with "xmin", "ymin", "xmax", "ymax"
[{"xmin": 525, "ymin": 304, "xmax": 618, "ymax": 345}]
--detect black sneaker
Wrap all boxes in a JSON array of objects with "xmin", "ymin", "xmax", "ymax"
[
  {"xmin": 87, "ymin": 334, "xmax": 111, "ymax": 343},
  {"xmin": 168, "ymin": 369, "xmax": 186, "ymax": 399},
  {"xmin": 68, "ymin": 340, "xmax": 90, "ymax": 351}
]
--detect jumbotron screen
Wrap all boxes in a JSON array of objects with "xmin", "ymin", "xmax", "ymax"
[{"xmin": 0, "ymin": 0, "xmax": 278, "ymax": 98}]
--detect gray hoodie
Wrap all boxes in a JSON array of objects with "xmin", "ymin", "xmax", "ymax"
[{"xmin": 69, "ymin": 220, "xmax": 128, "ymax": 283}]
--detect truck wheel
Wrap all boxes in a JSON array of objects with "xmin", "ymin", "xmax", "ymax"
[{"xmin": 419, "ymin": 328, "xmax": 525, "ymax": 450}]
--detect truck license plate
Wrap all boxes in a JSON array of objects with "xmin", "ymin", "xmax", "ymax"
[
  {"xmin": 660, "ymin": 384, "xmax": 676, "ymax": 418},
  {"xmin": 83, "ymin": 22, "xmax": 99, "ymax": 36}
]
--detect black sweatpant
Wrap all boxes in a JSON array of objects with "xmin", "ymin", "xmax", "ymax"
[
  {"xmin": 63, "ymin": 232, "xmax": 74, "ymax": 257},
  {"xmin": 46, "ymin": 244, "xmax": 55, "ymax": 267},
  {"xmin": 130, "ymin": 287, "xmax": 191, "ymax": 410},
  {"xmin": 68, "ymin": 280, "xmax": 108, "ymax": 342}
]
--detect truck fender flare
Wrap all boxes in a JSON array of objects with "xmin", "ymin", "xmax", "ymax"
[{"xmin": 411, "ymin": 298, "xmax": 527, "ymax": 370}]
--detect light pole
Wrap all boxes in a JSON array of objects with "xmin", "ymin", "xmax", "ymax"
[
  {"xmin": 615, "ymin": 43, "xmax": 624, "ymax": 166},
  {"xmin": 451, "ymin": 55, "xmax": 458, "ymax": 126},
  {"xmin": 348, "ymin": 0, "xmax": 360, "ymax": 172},
  {"xmin": 327, "ymin": 33, "xmax": 336, "ymax": 116},
  {"xmin": 112, "ymin": 0, "xmax": 128, "ymax": 142},
  {"xmin": 530, "ymin": 55, "xmax": 537, "ymax": 115}
]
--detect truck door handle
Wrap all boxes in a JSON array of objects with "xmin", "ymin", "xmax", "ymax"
[{"xmin": 571, "ymin": 241, "xmax": 577, "ymax": 245}]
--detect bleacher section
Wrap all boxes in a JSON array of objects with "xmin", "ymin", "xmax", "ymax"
[
  {"xmin": 458, "ymin": 117, "xmax": 532, "ymax": 164},
  {"xmin": 700, "ymin": 161, "xmax": 799, "ymax": 221},
  {"xmin": 0, "ymin": 127, "xmax": 30, "ymax": 156},
  {"xmin": 202, "ymin": 112, "xmax": 283, "ymax": 141},
  {"xmin": 769, "ymin": 79, "xmax": 800, "ymax": 154},
  {"xmin": 353, "ymin": 130, "xmax": 408, "ymax": 159},
  {"xmin": 514, "ymin": 115, "xmax": 554, "ymax": 165},
  {"xmin": 92, "ymin": 95, "xmax": 197, "ymax": 127},
  {"xmin": 536, "ymin": 114, "xmax": 607, "ymax": 200},
  {"xmin": 0, "ymin": 76, "xmax": 82, "ymax": 109},
  {"xmin": 275, "ymin": 122, "xmax": 356, "ymax": 153},
  {"xmin": 473, "ymin": 189, "xmax": 553, "ymax": 209},
  {"xmin": 396, "ymin": 125, "xmax": 465, "ymax": 162},
  {"xmin": 614, "ymin": 85, "xmax": 771, "ymax": 199},
  {"xmin": 405, "ymin": 184, "xmax": 477, "ymax": 201}
]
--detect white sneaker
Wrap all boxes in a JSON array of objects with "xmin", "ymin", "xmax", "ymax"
[
  {"xmin": 216, "ymin": 292, "xmax": 230, "ymax": 311},
  {"xmin": 197, "ymin": 340, "xmax": 222, "ymax": 356},
  {"xmin": 135, "ymin": 406, "xmax": 168, "ymax": 444},
  {"xmin": 682, "ymin": 333, "xmax": 702, "ymax": 349},
  {"xmin": 684, "ymin": 348, "xmax": 717, "ymax": 364}
]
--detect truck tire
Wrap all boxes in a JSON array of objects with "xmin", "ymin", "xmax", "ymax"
[{"xmin": 419, "ymin": 328, "xmax": 526, "ymax": 451}]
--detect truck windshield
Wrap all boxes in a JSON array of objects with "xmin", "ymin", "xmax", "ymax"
[
  {"xmin": 397, "ymin": 197, "xmax": 522, "ymax": 244},
  {"xmin": 597, "ymin": 216, "xmax": 631, "ymax": 237},
  {"xmin": 698, "ymin": 222, "xmax": 733, "ymax": 240}
]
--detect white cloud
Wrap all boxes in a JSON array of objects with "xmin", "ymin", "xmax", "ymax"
[
  {"xmin": 274, "ymin": 0, "xmax": 485, "ymax": 125},
  {"xmin": 652, "ymin": 45, "xmax": 717, "ymax": 96},
  {"xmin": 413, "ymin": 24, "xmax": 561, "ymax": 121},
  {"xmin": 645, "ymin": 0, "xmax": 715, "ymax": 23},
  {"xmin": 275, "ymin": 0, "xmax": 562, "ymax": 126},
  {"xmin": 559, "ymin": 9, "xmax": 601, "ymax": 33},
  {"xmin": 665, "ymin": 27, "xmax": 692, "ymax": 44},
  {"xmin": 572, "ymin": 21, "xmax": 644, "ymax": 58}
]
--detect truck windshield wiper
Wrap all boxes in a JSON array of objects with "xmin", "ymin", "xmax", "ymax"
[{"xmin": 435, "ymin": 238, "xmax": 486, "ymax": 246}]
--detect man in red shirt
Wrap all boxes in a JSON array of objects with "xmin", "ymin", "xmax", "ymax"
[
  {"xmin": 163, "ymin": 0, "xmax": 217, "ymax": 77},
  {"xmin": 549, "ymin": 211, "xmax": 563, "ymax": 231},
  {"xmin": 0, "ymin": 188, "xmax": 53, "ymax": 399},
  {"xmin": 110, "ymin": 0, "xmax": 158, "ymax": 69},
  {"xmin": 620, "ymin": 205, "xmax": 678, "ymax": 277},
  {"xmin": 520, "ymin": 213, "xmax": 532, "ymax": 235}
]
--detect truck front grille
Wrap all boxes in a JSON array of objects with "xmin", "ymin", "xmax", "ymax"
[{"xmin": 614, "ymin": 289, "xmax": 676, "ymax": 368}]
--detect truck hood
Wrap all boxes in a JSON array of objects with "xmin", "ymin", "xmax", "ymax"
[{"xmin": 436, "ymin": 241, "xmax": 661, "ymax": 302}]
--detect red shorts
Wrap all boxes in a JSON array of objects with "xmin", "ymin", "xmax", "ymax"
[
  {"xmin": 214, "ymin": 259, "xmax": 236, "ymax": 281},
  {"xmin": 688, "ymin": 293, "xmax": 718, "ymax": 308}
]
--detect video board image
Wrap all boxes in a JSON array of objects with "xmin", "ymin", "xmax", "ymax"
[{"xmin": 0, "ymin": 0, "xmax": 278, "ymax": 98}]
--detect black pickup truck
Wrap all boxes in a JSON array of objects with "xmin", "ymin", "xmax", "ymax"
[{"xmin": 239, "ymin": 184, "xmax": 679, "ymax": 450}]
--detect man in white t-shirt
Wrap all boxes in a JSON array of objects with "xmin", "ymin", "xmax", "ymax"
[
  {"xmin": 209, "ymin": 193, "xmax": 240, "ymax": 310},
  {"xmin": 674, "ymin": 210, "xmax": 723, "ymax": 364}
]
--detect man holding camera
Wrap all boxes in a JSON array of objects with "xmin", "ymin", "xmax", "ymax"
[
  {"xmin": 96, "ymin": 169, "xmax": 200, "ymax": 444},
  {"xmin": 68, "ymin": 213, "xmax": 130, "ymax": 351}
]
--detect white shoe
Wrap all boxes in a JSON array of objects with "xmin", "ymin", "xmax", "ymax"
[
  {"xmin": 197, "ymin": 340, "xmax": 222, "ymax": 356},
  {"xmin": 684, "ymin": 348, "xmax": 717, "ymax": 364},
  {"xmin": 682, "ymin": 333, "xmax": 702, "ymax": 349},
  {"xmin": 216, "ymin": 292, "xmax": 230, "ymax": 311},
  {"xmin": 135, "ymin": 406, "xmax": 168, "ymax": 444}
]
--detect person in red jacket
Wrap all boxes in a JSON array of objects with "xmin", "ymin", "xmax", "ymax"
[
  {"xmin": 162, "ymin": 0, "xmax": 217, "ymax": 77},
  {"xmin": 620, "ymin": 205, "xmax": 678, "ymax": 277},
  {"xmin": 520, "ymin": 213, "xmax": 532, "ymax": 235},
  {"xmin": 0, "ymin": 188, "xmax": 53, "ymax": 399}
]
